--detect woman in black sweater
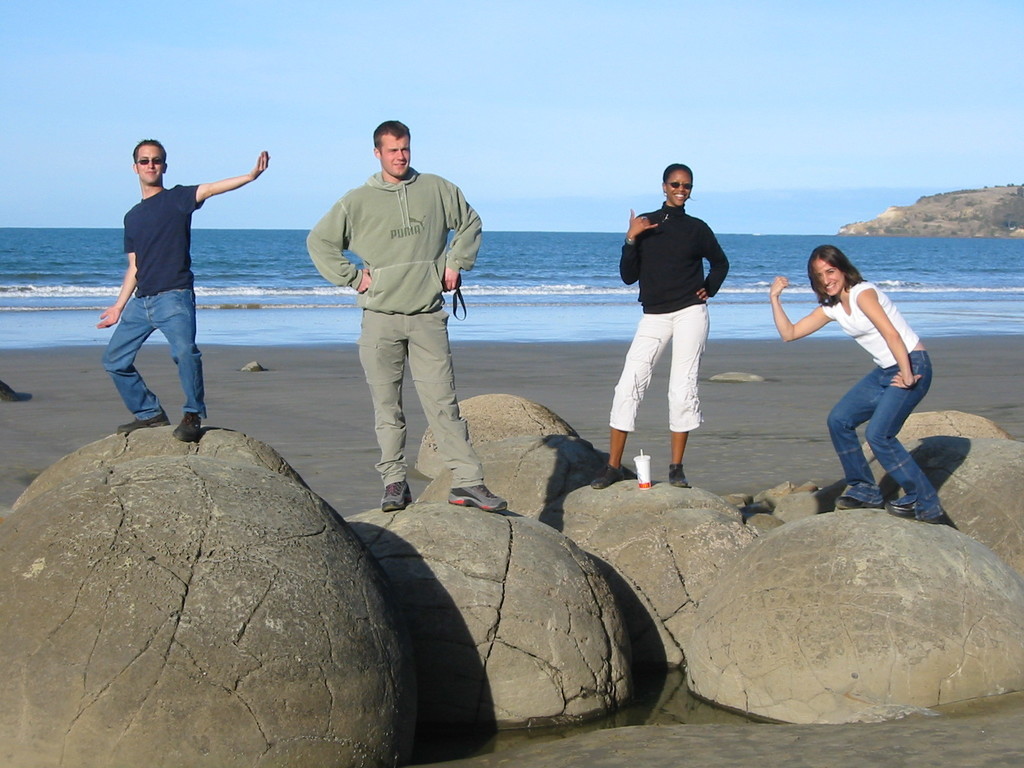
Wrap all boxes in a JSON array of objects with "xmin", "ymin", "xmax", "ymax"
[{"xmin": 591, "ymin": 163, "xmax": 730, "ymax": 490}]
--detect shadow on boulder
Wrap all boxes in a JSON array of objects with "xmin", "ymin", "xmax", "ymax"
[
  {"xmin": 419, "ymin": 434, "xmax": 607, "ymax": 523},
  {"xmin": 348, "ymin": 517, "xmax": 497, "ymax": 756},
  {"xmin": 892, "ymin": 436, "xmax": 1024, "ymax": 574},
  {"xmin": 349, "ymin": 505, "xmax": 633, "ymax": 730},
  {"xmin": 416, "ymin": 394, "xmax": 578, "ymax": 480}
]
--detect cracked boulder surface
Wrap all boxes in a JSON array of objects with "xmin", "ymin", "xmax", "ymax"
[
  {"xmin": 416, "ymin": 394, "xmax": 578, "ymax": 480},
  {"xmin": 0, "ymin": 455, "xmax": 415, "ymax": 768},
  {"xmin": 879, "ymin": 437, "xmax": 1024, "ymax": 576},
  {"xmin": 557, "ymin": 483, "xmax": 757, "ymax": 669},
  {"xmin": 349, "ymin": 505, "xmax": 632, "ymax": 728},
  {"xmin": 686, "ymin": 511, "xmax": 1024, "ymax": 724},
  {"xmin": 418, "ymin": 435, "xmax": 606, "ymax": 519},
  {"xmin": 13, "ymin": 427, "xmax": 308, "ymax": 513}
]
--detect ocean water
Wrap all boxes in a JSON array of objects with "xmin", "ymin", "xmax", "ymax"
[{"xmin": 1, "ymin": 228, "xmax": 1022, "ymax": 348}]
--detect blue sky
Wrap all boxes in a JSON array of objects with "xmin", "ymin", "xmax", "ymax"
[{"xmin": 2, "ymin": 0, "xmax": 1021, "ymax": 234}]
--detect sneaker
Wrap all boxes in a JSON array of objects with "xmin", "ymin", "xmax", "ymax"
[
  {"xmin": 835, "ymin": 495, "xmax": 884, "ymax": 510},
  {"xmin": 885, "ymin": 499, "xmax": 917, "ymax": 519},
  {"xmin": 590, "ymin": 464, "xmax": 624, "ymax": 490},
  {"xmin": 448, "ymin": 484, "xmax": 508, "ymax": 512},
  {"xmin": 117, "ymin": 410, "xmax": 170, "ymax": 434},
  {"xmin": 381, "ymin": 481, "xmax": 413, "ymax": 512},
  {"xmin": 668, "ymin": 463, "xmax": 690, "ymax": 488},
  {"xmin": 172, "ymin": 412, "xmax": 202, "ymax": 443}
]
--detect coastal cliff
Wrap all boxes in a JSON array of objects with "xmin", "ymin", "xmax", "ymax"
[{"xmin": 839, "ymin": 185, "xmax": 1024, "ymax": 238}]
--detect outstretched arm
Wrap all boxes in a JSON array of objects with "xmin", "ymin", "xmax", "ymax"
[
  {"xmin": 769, "ymin": 276, "xmax": 830, "ymax": 341},
  {"xmin": 195, "ymin": 150, "xmax": 270, "ymax": 204},
  {"xmin": 97, "ymin": 253, "xmax": 138, "ymax": 328}
]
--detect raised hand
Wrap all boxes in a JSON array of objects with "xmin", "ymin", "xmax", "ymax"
[
  {"xmin": 769, "ymin": 275, "xmax": 790, "ymax": 299},
  {"xmin": 626, "ymin": 209, "xmax": 659, "ymax": 241}
]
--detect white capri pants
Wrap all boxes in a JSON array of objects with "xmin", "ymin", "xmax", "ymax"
[{"xmin": 609, "ymin": 304, "xmax": 709, "ymax": 433}]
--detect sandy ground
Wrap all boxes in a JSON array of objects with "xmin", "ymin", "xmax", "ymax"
[
  {"xmin": 2, "ymin": 335, "xmax": 1023, "ymax": 766},
  {"xmin": 2, "ymin": 336, "xmax": 1021, "ymax": 516}
]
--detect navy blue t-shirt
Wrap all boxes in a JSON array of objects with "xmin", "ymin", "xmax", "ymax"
[{"xmin": 123, "ymin": 185, "xmax": 204, "ymax": 297}]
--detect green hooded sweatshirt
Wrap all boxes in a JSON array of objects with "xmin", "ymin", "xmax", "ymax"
[{"xmin": 307, "ymin": 170, "xmax": 481, "ymax": 315}]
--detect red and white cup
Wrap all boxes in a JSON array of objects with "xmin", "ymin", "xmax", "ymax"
[{"xmin": 634, "ymin": 452, "xmax": 652, "ymax": 489}]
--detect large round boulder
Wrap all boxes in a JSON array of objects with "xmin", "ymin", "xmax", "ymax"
[
  {"xmin": 416, "ymin": 394, "xmax": 578, "ymax": 479},
  {"xmin": 897, "ymin": 410, "xmax": 1014, "ymax": 441},
  {"xmin": 0, "ymin": 455, "xmax": 415, "ymax": 767},
  {"xmin": 13, "ymin": 427, "xmax": 306, "ymax": 511},
  {"xmin": 686, "ymin": 511, "xmax": 1024, "ymax": 724},
  {"xmin": 558, "ymin": 483, "xmax": 755, "ymax": 668},
  {"xmin": 889, "ymin": 436, "xmax": 1024, "ymax": 575},
  {"xmin": 349, "ymin": 504, "xmax": 632, "ymax": 728},
  {"xmin": 418, "ymin": 434, "xmax": 606, "ymax": 519},
  {"xmin": 559, "ymin": 481, "xmax": 741, "ymax": 522}
]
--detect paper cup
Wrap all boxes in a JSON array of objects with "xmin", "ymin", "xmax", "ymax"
[{"xmin": 634, "ymin": 453, "xmax": 652, "ymax": 489}]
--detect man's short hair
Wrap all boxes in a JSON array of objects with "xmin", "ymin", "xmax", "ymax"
[
  {"xmin": 373, "ymin": 121, "xmax": 410, "ymax": 148},
  {"xmin": 133, "ymin": 139, "xmax": 166, "ymax": 163}
]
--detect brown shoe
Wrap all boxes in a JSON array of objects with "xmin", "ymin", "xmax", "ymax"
[{"xmin": 172, "ymin": 412, "xmax": 202, "ymax": 442}]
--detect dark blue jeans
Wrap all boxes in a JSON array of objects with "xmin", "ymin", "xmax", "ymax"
[
  {"xmin": 826, "ymin": 350, "xmax": 940, "ymax": 518},
  {"xmin": 102, "ymin": 289, "xmax": 205, "ymax": 419}
]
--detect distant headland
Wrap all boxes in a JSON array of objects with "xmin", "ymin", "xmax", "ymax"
[{"xmin": 838, "ymin": 185, "xmax": 1024, "ymax": 238}]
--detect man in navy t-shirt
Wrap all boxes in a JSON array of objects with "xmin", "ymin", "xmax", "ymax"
[{"xmin": 98, "ymin": 139, "xmax": 269, "ymax": 441}]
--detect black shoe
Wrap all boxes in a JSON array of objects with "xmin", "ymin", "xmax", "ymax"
[
  {"xmin": 172, "ymin": 412, "xmax": 202, "ymax": 443},
  {"xmin": 885, "ymin": 499, "xmax": 917, "ymax": 519},
  {"xmin": 448, "ymin": 484, "xmax": 508, "ymax": 512},
  {"xmin": 117, "ymin": 410, "xmax": 170, "ymax": 434},
  {"xmin": 835, "ymin": 495, "xmax": 884, "ymax": 510},
  {"xmin": 921, "ymin": 510, "xmax": 958, "ymax": 529},
  {"xmin": 668, "ymin": 463, "xmax": 690, "ymax": 488},
  {"xmin": 381, "ymin": 481, "xmax": 413, "ymax": 512},
  {"xmin": 591, "ymin": 464, "xmax": 624, "ymax": 490}
]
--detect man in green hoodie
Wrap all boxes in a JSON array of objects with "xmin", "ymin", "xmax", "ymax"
[{"xmin": 308, "ymin": 120, "xmax": 507, "ymax": 514}]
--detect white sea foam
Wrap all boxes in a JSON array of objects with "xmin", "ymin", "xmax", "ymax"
[
  {"xmin": 3, "ymin": 229, "xmax": 1023, "ymax": 346},
  {"xmin": 4, "ymin": 282, "xmax": 1023, "ymax": 300}
]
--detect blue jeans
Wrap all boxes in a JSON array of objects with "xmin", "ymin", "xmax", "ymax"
[
  {"xmin": 102, "ymin": 289, "xmax": 205, "ymax": 419},
  {"xmin": 827, "ymin": 350, "xmax": 940, "ymax": 518}
]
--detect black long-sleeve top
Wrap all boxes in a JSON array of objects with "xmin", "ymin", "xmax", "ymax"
[{"xmin": 619, "ymin": 204, "xmax": 729, "ymax": 314}]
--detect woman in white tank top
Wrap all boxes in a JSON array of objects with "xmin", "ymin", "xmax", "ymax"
[{"xmin": 768, "ymin": 244, "xmax": 955, "ymax": 527}]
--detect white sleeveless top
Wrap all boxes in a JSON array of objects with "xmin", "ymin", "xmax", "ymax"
[{"xmin": 821, "ymin": 282, "xmax": 919, "ymax": 368}]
